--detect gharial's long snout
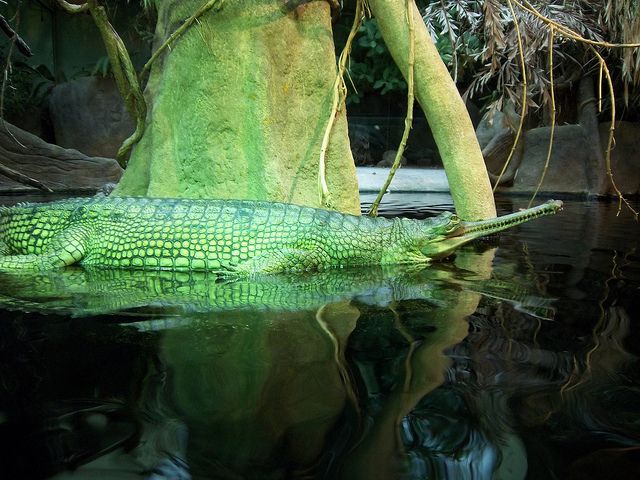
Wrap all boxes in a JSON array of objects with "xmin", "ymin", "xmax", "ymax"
[
  {"xmin": 455, "ymin": 199, "xmax": 563, "ymax": 238},
  {"xmin": 425, "ymin": 200, "xmax": 563, "ymax": 259}
]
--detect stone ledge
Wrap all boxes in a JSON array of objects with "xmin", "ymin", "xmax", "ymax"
[{"xmin": 357, "ymin": 167, "xmax": 449, "ymax": 193}]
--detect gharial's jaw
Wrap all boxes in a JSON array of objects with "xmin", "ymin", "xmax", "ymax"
[{"xmin": 423, "ymin": 200, "xmax": 563, "ymax": 260}]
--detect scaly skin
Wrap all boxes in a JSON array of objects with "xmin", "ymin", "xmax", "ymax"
[
  {"xmin": 0, "ymin": 197, "xmax": 562, "ymax": 274},
  {"xmin": 0, "ymin": 266, "xmax": 444, "ymax": 316}
]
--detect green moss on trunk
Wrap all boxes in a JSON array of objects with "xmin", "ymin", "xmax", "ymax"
[{"xmin": 113, "ymin": 0, "xmax": 360, "ymax": 214}]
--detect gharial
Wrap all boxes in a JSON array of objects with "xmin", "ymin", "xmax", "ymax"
[{"xmin": 0, "ymin": 197, "xmax": 562, "ymax": 274}]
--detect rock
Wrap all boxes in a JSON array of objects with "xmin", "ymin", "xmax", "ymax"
[
  {"xmin": 504, "ymin": 125, "xmax": 591, "ymax": 195},
  {"xmin": 0, "ymin": 120, "xmax": 123, "ymax": 193},
  {"xmin": 481, "ymin": 129, "xmax": 519, "ymax": 182},
  {"xmin": 476, "ymin": 108, "xmax": 516, "ymax": 150},
  {"xmin": 599, "ymin": 121, "xmax": 640, "ymax": 196},
  {"xmin": 48, "ymin": 76, "xmax": 134, "ymax": 158},
  {"xmin": 488, "ymin": 76, "xmax": 640, "ymax": 197},
  {"xmin": 376, "ymin": 149, "xmax": 407, "ymax": 168},
  {"xmin": 491, "ymin": 122, "xmax": 640, "ymax": 196}
]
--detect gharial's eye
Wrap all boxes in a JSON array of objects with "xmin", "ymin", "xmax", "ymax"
[{"xmin": 444, "ymin": 214, "xmax": 460, "ymax": 232}]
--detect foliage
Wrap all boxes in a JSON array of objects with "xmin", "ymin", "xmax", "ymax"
[
  {"xmin": 0, "ymin": 44, "xmax": 55, "ymax": 119},
  {"xmin": 422, "ymin": 0, "xmax": 484, "ymax": 84},
  {"xmin": 423, "ymin": 1, "xmax": 604, "ymax": 116},
  {"xmin": 343, "ymin": 1, "xmax": 640, "ymax": 119},
  {"xmin": 600, "ymin": 0, "xmax": 640, "ymax": 103},
  {"xmin": 421, "ymin": 0, "xmax": 640, "ymax": 119},
  {"xmin": 344, "ymin": 18, "xmax": 406, "ymax": 105}
]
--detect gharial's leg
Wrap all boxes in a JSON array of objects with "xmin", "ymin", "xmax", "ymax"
[
  {"xmin": 0, "ymin": 226, "xmax": 89, "ymax": 271},
  {"xmin": 226, "ymin": 248, "xmax": 325, "ymax": 275}
]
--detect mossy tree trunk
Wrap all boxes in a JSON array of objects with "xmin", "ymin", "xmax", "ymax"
[
  {"xmin": 113, "ymin": 0, "xmax": 361, "ymax": 214},
  {"xmin": 113, "ymin": 0, "xmax": 496, "ymax": 219}
]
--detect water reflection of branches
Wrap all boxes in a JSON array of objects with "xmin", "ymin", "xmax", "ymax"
[
  {"xmin": 457, "ymin": 250, "xmax": 639, "ymax": 473},
  {"xmin": 316, "ymin": 303, "xmax": 361, "ymax": 416},
  {"xmin": 561, "ymin": 248, "xmax": 636, "ymax": 396}
]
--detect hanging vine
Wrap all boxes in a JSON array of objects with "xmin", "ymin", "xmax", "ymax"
[
  {"xmin": 139, "ymin": 0, "xmax": 225, "ymax": 80},
  {"xmin": 492, "ymin": 0, "xmax": 528, "ymax": 192},
  {"xmin": 367, "ymin": 0, "xmax": 416, "ymax": 217},
  {"xmin": 511, "ymin": 0, "xmax": 639, "ymax": 218},
  {"xmin": 528, "ymin": 26, "xmax": 556, "ymax": 208},
  {"xmin": 318, "ymin": 0, "xmax": 366, "ymax": 209}
]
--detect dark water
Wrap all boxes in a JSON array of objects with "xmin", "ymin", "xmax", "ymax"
[{"xmin": 1, "ymin": 195, "xmax": 639, "ymax": 479}]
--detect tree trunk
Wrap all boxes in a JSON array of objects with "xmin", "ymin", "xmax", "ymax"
[
  {"xmin": 112, "ymin": 0, "xmax": 360, "ymax": 214},
  {"xmin": 576, "ymin": 76, "xmax": 606, "ymax": 192},
  {"xmin": 367, "ymin": 0, "xmax": 496, "ymax": 220}
]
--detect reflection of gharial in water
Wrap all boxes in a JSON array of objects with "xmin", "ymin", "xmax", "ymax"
[
  {"xmin": 6, "ymin": 246, "xmax": 631, "ymax": 480},
  {"xmin": 0, "ymin": 196, "xmax": 561, "ymax": 272},
  {"xmin": 0, "ymin": 253, "xmax": 564, "ymax": 478},
  {"xmin": 0, "ymin": 251, "xmax": 498, "ymax": 477},
  {"xmin": 114, "ymin": 251, "xmax": 493, "ymax": 479},
  {"xmin": 0, "ymin": 266, "xmax": 450, "ymax": 317},
  {"xmin": 137, "ymin": 278, "xmax": 474, "ymax": 478},
  {"xmin": 0, "ymin": 261, "xmax": 548, "ymax": 319}
]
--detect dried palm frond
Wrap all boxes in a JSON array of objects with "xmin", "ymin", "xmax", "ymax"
[
  {"xmin": 601, "ymin": 0, "xmax": 640, "ymax": 100},
  {"xmin": 483, "ymin": 0, "xmax": 506, "ymax": 72},
  {"xmin": 423, "ymin": 0, "xmax": 639, "ymax": 116}
]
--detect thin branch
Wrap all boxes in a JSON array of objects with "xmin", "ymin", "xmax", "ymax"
[
  {"xmin": 588, "ymin": 45, "xmax": 638, "ymax": 218},
  {"xmin": 56, "ymin": 0, "xmax": 90, "ymax": 13},
  {"xmin": 597, "ymin": 61, "xmax": 603, "ymax": 112},
  {"xmin": 86, "ymin": 2, "xmax": 146, "ymax": 167},
  {"xmin": 114, "ymin": 32, "xmax": 147, "ymax": 164},
  {"xmin": 318, "ymin": 0, "xmax": 364, "ymax": 208},
  {"xmin": 0, "ymin": 161, "xmax": 53, "ymax": 192},
  {"xmin": 517, "ymin": 0, "xmax": 640, "ymax": 49},
  {"xmin": 368, "ymin": 0, "xmax": 415, "ymax": 217},
  {"xmin": 139, "ymin": 0, "xmax": 225, "ymax": 80},
  {"xmin": 0, "ymin": 34, "xmax": 15, "ymax": 122},
  {"xmin": 493, "ymin": 0, "xmax": 528, "ymax": 191},
  {"xmin": 0, "ymin": 9, "xmax": 19, "ymax": 120},
  {"xmin": 0, "ymin": 13, "xmax": 32, "ymax": 57}
]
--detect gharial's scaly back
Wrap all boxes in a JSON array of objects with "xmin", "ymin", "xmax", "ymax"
[
  {"xmin": 1, "ymin": 197, "xmax": 416, "ymax": 271},
  {"xmin": 0, "ymin": 197, "xmax": 562, "ymax": 273}
]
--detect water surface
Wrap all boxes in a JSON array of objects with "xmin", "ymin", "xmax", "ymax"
[{"xmin": 1, "ymin": 195, "xmax": 639, "ymax": 479}]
